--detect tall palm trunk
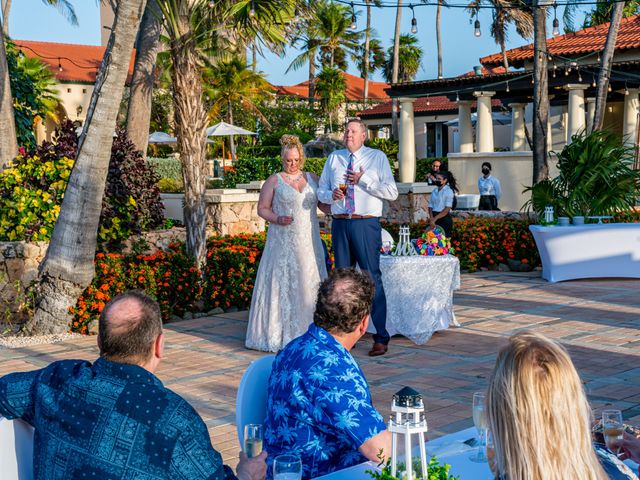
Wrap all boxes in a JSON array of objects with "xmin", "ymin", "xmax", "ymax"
[
  {"xmin": 27, "ymin": 0, "xmax": 147, "ymax": 334},
  {"xmin": 251, "ymin": 42, "xmax": 257, "ymax": 72},
  {"xmin": 436, "ymin": 0, "xmax": 443, "ymax": 79},
  {"xmin": 126, "ymin": 0, "xmax": 161, "ymax": 157},
  {"xmin": 0, "ymin": 21, "xmax": 17, "ymax": 169},
  {"xmin": 532, "ymin": 1, "xmax": 549, "ymax": 183},
  {"xmin": 308, "ymin": 48, "xmax": 316, "ymax": 106},
  {"xmin": 391, "ymin": 0, "xmax": 402, "ymax": 139},
  {"xmin": 592, "ymin": 1, "xmax": 625, "ymax": 132},
  {"xmin": 363, "ymin": 0, "xmax": 371, "ymax": 102},
  {"xmin": 1, "ymin": 0, "xmax": 11, "ymax": 35},
  {"xmin": 500, "ymin": 40, "xmax": 509, "ymax": 70},
  {"xmin": 171, "ymin": 27, "xmax": 208, "ymax": 268},
  {"xmin": 228, "ymin": 99, "xmax": 236, "ymax": 162}
]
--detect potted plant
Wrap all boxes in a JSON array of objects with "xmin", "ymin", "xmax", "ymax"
[
  {"xmin": 157, "ymin": 178, "xmax": 185, "ymax": 223},
  {"xmin": 367, "ymin": 455, "xmax": 460, "ymax": 480}
]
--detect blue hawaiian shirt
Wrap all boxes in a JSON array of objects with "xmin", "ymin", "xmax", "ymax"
[
  {"xmin": 264, "ymin": 323, "xmax": 387, "ymax": 479},
  {"xmin": 0, "ymin": 358, "xmax": 235, "ymax": 480}
]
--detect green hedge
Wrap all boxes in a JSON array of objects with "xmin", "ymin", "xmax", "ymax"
[
  {"xmin": 222, "ymin": 156, "xmax": 326, "ymax": 188},
  {"xmin": 147, "ymin": 157, "xmax": 182, "ymax": 183},
  {"xmin": 415, "ymin": 157, "xmax": 448, "ymax": 183}
]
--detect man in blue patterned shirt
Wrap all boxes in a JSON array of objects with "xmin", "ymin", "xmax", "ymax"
[
  {"xmin": 264, "ymin": 269, "xmax": 391, "ymax": 479},
  {"xmin": 0, "ymin": 291, "xmax": 266, "ymax": 480}
]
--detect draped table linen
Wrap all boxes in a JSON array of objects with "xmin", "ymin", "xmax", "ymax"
[{"xmin": 367, "ymin": 255, "xmax": 460, "ymax": 344}]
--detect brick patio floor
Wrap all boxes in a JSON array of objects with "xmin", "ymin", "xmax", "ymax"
[{"xmin": 2, "ymin": 271, "xmax": 640, "ymax": 469}]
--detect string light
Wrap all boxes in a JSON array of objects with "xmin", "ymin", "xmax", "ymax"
[
  {"xmin": 505, "ymin": 81, "xmax": 510, "ymax": 92},
  {"xmin": 58, "ymin": 58, "xmax": 63, "ymax": 72},
  {"xmin": 249, "ymin": 0, "xmax": 256, "ymax": 17},
  {"xmin": 426, "ymin": 95, "xmax": 430, "ymax": 105},
  {"xmin": 208, "ymin": 0, "xmax": 214, "ymax": 7},
  {"xmin": 552, "ymin": 2, "xmax": 560, "ymax": 36},
  {"xmin": 625, "ymin": 81, "xmax": 629, "ymax": 95},
  {"xmin": 577, "ymin": 67, "xmax": 582, "ymax": 82},
  {"xmin": 474, "ymin": 11, "xmax": 481, "ymax": 37},
  {"xmin": 592, "ymin": 75, "xmax": 597, "ymax": 87},
  {"xmin": 455, "ymin": 92, "xmax": 459, "ymax": 102},
  {"xmin": 350, "ymin": 2, "xmax": 357, "ymax": 29},
  {"xmin": 410, "ymin": 6, "xmax": 418, "ymax": 34},
  {"xmin": 608, "ymin": 84, "xmax": 612, "ymax": 92}
]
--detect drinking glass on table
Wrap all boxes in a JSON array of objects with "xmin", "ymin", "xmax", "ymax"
[
  {"xmin": 243, "ymin": 424, "xmax": 263, "ymax": 458},
  {"xmin": 602, "ymin": 409, "xmax": 624, "ymax": 456},
  {"xmin": 471, "ymin": 391, "xmax": 488, "ymax": 462},
  {"xmin": 273, "ymin": 454, "xmax": 302, "ymax": 480}
]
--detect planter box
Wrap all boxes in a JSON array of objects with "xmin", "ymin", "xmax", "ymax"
[
  {"xmin": 160, "ymin": 193, "xmax": 184, "ymax": 223},
  {"xmin": 529, "ymin": 223, "xmax": 640, "ymax": 282}
]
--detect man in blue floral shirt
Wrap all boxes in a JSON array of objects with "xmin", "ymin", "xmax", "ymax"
[
  {"xmin": 0, "ymin": 291, "xmax": 266, "ymax": 480},
  {"xmin": 264, "ymin": 269, "xmax": 391, "ymax": 479}
]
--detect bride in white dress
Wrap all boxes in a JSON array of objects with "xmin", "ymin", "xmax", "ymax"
[{"xmin": 245, "ymin": 135, "xmax": 329, "ymax": 352}]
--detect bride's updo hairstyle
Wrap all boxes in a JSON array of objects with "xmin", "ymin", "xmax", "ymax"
[{"xmin": 280, "ymin": 134, "xmax": 306, "ymax": 169}]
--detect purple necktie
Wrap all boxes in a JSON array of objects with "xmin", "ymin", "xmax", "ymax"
[{"xmin": 346, "ymin": 154, "xmax": 355, "ymax": 214}]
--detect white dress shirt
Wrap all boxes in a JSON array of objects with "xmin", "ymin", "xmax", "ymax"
[
  {"xmin": 318, "ymin": 146, "xmax": 398, "ymax": 217},
  {"xmin": 478, "ymin": 175, "xmax": 502, "ymax": 200},
  {"xmin": 429, "ymin": 185, "xmax": 454, "ymax": 212}
]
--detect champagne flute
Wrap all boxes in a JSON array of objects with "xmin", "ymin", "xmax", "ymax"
[
  {"xmin": 283, "ymin": 206, "xmax": 294, "ymax": 223},
  {"xmin": 471, "ymin": 391, "xmax": 488, "ymax": 462},
  {"xmin": 243, "ymin": 424, "xmax": 263, "ymax": 458},
  {"xmin": 602, "ymin": 409, "xmax": 624, "ymax": 456},
  {"xmin": 273, "ymin": 454, "xmax": 302, "ymax": 480}
]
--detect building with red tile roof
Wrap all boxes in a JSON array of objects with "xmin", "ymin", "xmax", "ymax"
[{"xmin": 274, "ymin": 71, "xmax": 390, "ymax": 102}]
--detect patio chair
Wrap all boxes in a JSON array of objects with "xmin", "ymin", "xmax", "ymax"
[
  {"xmin": 0, "ymin": 417, "xmax": 35, "ymax": 480},
  {"xmin": 235, "ymin": 354, "xmax": 275, "ymax": 446}
]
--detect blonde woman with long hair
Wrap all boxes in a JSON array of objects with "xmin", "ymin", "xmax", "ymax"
[
  {"xmin": 487, "ymin": 332, "xmax": 637, "ymax": 480},
  {"xmin": 245, "ymin": 135, "xmax": 330, "ymax": 352}
]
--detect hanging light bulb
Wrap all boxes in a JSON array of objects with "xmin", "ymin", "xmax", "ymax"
[
  {"xmin": 426, "ymin": 96, "xmax": 430, "ymax": 106},
  {"xmin": 597, "ymin": 52, "xmax": 601, "ymax": 62},
  {"xmin": 608, "ymin": 84, "xmax": 612, "ymax": 92},
  {"xmin": 249, "ymin": 0, "xmax": 256, "ymax": 17},
  {"xmin": 552, "ymin": 2, "xmax": 560, "ymax": 37},
  {"xmin": 592, "ymin": 75, "xmax": 597, "ymax": 88},
  {"xmin": 474, "ymin": 11, "xmax": 481, "ymax": 37},
  {"xmin": 578, "ymin": 68, "xmax": 582, "ymax": 82},
  {"xmin": 625, "ymin": 82, "xmax": 630, "ymax": 95},
  {"xmin": 350, "ymin": 2, "xmax": 357, "ymax": 30},
  {"xmin": 58, "ymin": 58, "xmax": 63, "ymax": 72},
  {"xmin": 506, "ymin": 81, "xmax": 510, "ymax": 93},
  {"xmin": 564, "ymin": 67, "xmax": 569, "ymax": 76},
  {"xmin": 208, "ymin": 0, "xmax": 214, "ymax": 6},
  {"xmin": 455, "ymin": 92, "xmax": 460, "ymax": 102},
  {"xmin": 410, "ymin": 6, "xmax": 418, "ymax": 34}
]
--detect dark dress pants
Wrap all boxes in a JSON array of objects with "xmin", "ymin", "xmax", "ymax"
[
  {"xmin": 331, "ymin": 217, "xmax": 390, "ymax": 345},
  {"xmin": 479, "ymin": 195, "xmax": 499, "ymax": 210},
  {"xmin": 432, "ymin": 211, "xmax": 453, "ymax": 238}
]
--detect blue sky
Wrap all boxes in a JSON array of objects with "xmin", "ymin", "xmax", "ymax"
[{"xmin": 8, "ymin": 0, "xmax": 589, "ymax": 86}]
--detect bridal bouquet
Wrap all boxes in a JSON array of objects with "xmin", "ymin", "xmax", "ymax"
[{"xmin": 414, "ymin": 226, "xmax": 452, "ymax": 256}]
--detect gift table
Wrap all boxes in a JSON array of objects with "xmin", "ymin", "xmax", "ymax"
[
  {"xmin": 529, "ymin": 223, "xmax": 640, "ymax": 283},
  {"xmin": 367, "ymin": 255, "xmax": 461, "ymax": 344}
]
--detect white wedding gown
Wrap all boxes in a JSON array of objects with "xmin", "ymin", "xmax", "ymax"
[{"xmin": 245, "ymin": 173, "xmax": 328, "ymax": 352}]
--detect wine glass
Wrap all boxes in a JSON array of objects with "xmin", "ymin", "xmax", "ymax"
[
  {"xmin": 273, "ymin": 454, "xmax": 302, "ymax": 480},
  {"xmin": 283, "ymin": 206, "xmax": 294, "ymax": 223},
  {"xmin": 470, "ymin": 391, "xmax": 488, "ymax": 462},
  {"xmin": 602, "ymin": 409, "xmax": 624, "ymax": 456},
  {"xmin": 243, "ymin": 424, "xmax": 263, "ymax": 458}
]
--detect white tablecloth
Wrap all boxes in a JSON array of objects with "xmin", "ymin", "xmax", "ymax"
[
  {"xmin": 313, "ymin": 427, "xmax": 492, "ymax": 480},
  {"xmin": 530, "ymin": 223, "xmax": 640, "ymax": 282},
  {"xmin": 367, "ymin": 255, "xmax": 461, "ymax": 344}
]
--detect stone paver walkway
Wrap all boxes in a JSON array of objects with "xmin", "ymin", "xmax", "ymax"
[{"xmin": 1, "ymin": 271, "xmax": 640, "ymax": 469}]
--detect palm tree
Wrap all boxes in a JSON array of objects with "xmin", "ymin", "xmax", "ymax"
[
  {"xmin": 126, "ymin": 0, "xmax": 163, "ymax": 157},
  {"xmin": 532, "ymin": 1, "xmax": 549, "ymax": 183},
  {"xmin": 316, "ymin": 66, "xmax": 346, "ymax": 133},
  {"xmin": 0, "ymin": 0, "xmax": 77, "ymax": 168},
  {"xmin": 390, "ymin": 0, "xmax": 402, "ymax": 139},
  {"xmin": 354, "ymin": 38, "xmax": 385, "ymax": 81},
  {"xmin": 315, "ymin": 0, "xmax": 361, "ymax": 69},
  {"xmin": 467, "ymin": 0, "xmax": 533, "ymax": 70},
  {"xmin": 286, "ymin": 15, "xmax": 322, "ymax": 105},
  {"xmin": 27, "ymin": 0, "xmax": 146, "ymax": 334},
  {"xmin": 204, "ymin": 56, "xmax": 272, "ymax": 161},
  {"xmin": 383, "ymin": 34, "xmax": 423, "ymax": 83},
  {"xmin": 436, "ymin": 0, "xmax": 444, "ymax": 78},
  {"xmin": 1, "ymin": 0, "xmax": 77, "ymax": 35},
  {"xmin": 156, "ymin": 0, "xmax": 295, "ymax": 267},
  {"xmin": 583, "ymin": 0, "xmax": 640, "ymax": 27}
]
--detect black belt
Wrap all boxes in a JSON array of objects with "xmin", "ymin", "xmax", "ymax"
[{"xmin": 333, "ymin": 214, "xmax": 377, "ymax": 219}]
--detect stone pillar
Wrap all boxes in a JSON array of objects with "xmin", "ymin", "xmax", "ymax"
[
  {"xmin": 474, "ymin": 91, "xmax": 495, "ymax": 153},
  {"xmin": 510, "ymin": 103, "xmax": 527, "ymax": 151},
  {"xmin": 586, "ymin": 97, "xmax": 596, "ymax": 133},
  {"xmin": 398, "ymin": 97, "xmax": 417, "ymax": 183},
  {"xmin": 458, "ymin": 100, "xmax": 474, "ymax": 153},
  {"xmin": 547, "ymin": 114, "xmax": 554, "ymax": 154},
  {"xmin": 565, "ymin": 84, "xmax": 587, "ymax": 141},
  {"xmin": 623, "ymin": 88, "xmax": 640, "ymax": 146}
]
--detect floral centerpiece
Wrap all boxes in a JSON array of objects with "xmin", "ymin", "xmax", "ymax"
[{"xmin": 414, "ymin": 226, "xmax": 453, "ymax": 256}]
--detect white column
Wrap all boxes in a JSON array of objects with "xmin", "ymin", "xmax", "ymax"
[
  {"xmin": 623, "ymin": 88, "xmax": 640, "ymax": 146},
  {"xmin": 398, "ymin": 97, "xmax": 417, "ymax": 183},
  {"xmin": 457, "ymin": 100, "xmax": 473, "ymax": 153},
  {"xmin": 565, "ymin": 84, "xmax": 587, "ymax": 141},
  {"xmin": 474, "ymin": 91, "xmax": 495, "ymax": 153},
  {"xmin": 547, "ymin": 114, "xmax": 554, "ymax": 154},
  {"xmin": 586, "ymin": 97, "xmax": 596, "ymax": 133},
  {"xmin": 510, "ymin": 103, "xmax": 527, "ymax": 151}
]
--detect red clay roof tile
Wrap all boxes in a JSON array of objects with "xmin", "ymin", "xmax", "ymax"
[{"xmin": 274, "ymin": 71, "xmax": 390, "ymax": 102}]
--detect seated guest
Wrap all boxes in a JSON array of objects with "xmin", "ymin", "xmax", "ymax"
[
  {"xmin": 264, "ymin": 269, "xmax": 391, "ymax": 479},
  {"xmin": 0, "ymin": 291, "xmax": 266, "ymax": 480},
  {"xmin": 487, "ymin": 332, "xmax": 637, "ymax": 480}
]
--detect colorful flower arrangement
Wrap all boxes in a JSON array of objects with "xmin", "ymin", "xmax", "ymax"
[{"xmin": 414, "ymin": 226, "xmax": 453, "ymax": 256}]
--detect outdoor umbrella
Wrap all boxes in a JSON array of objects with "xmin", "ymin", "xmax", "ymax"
[
  {"xmin": 207, "ymin": 121, "xmax": 256, "ymax": 168},
  {"xmin": 148, "ymin": 131, "xmax": 177, "ymax": 144}
]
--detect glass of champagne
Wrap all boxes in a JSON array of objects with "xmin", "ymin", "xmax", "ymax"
[
  {"xmin": 602, "ymin": 409, "xmax": 624, "ymax": 456},
  {"xmin": 283, "ymin": 206, "xmax": 293, "ymax": 223},
  {"xmin": 273, "ymin": 454, "xmax": 302, "ymax": 480},
  {"xmin": 243, "ymin": 424, "xmax": 263, "ymax": 458},
  {"xmin": 471, "ymin": 391, "xmax": 488, "ymax": 462}
]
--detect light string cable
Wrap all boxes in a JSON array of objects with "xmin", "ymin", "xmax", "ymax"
[
  {"xmin": 13, "ymin": 43, "xmax": 99, "ymax": 70},
  {"xmin": 334, "ymin": 0, "xmax": 629, "ymax": 9}
]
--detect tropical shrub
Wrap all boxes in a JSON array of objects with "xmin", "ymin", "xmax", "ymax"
[
  {"xmin": 157, "ymin": 178, "xmax": 183, "ymax": 193},
  {"xmin": 147, "ymin": 157, "xmax": 183, "ymax": 182},
  {"xmin": 70, "ymin": 244, "xmax": 200, "ymax": 333},
  {"xmin": 416, "ymin": 157, "xmax": 448, "ymax": 182},
  {"xmin": 524, "ymin": 130, "xmax": 640, "ymax": 218},
  {"xmin": 222, "ymin": 157, "xmax": 327, "ymax": 187},
  {"xmin": 367, "ymin": 137, "xmax": 399, "ymax": 162}
]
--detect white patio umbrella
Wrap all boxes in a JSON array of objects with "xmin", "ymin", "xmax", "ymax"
[
  {"xmin": 206, "ymin": 121, "xmax": 256, "ymax": 169},
  {"xmin": 148, "ymin": 131, "xmax": 177, "ymax": 144}
]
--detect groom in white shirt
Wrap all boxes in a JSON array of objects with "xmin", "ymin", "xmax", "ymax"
[{"xmin": 318, "ymin": 119, "xmax": 398, "ymax": 356}]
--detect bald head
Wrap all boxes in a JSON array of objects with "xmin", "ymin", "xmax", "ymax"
[{"xmin": 98, "ymin": 291, "xmax": 162, "ymax": 364}]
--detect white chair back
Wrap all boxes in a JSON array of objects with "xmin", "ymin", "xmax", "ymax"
[
  {"xmin": 0, "ymin": 417, "xmax": 35, "ymax": 479},
  {"xmin": 235, "ymin": 355, "xmax": 275, "ymax": 446}
]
